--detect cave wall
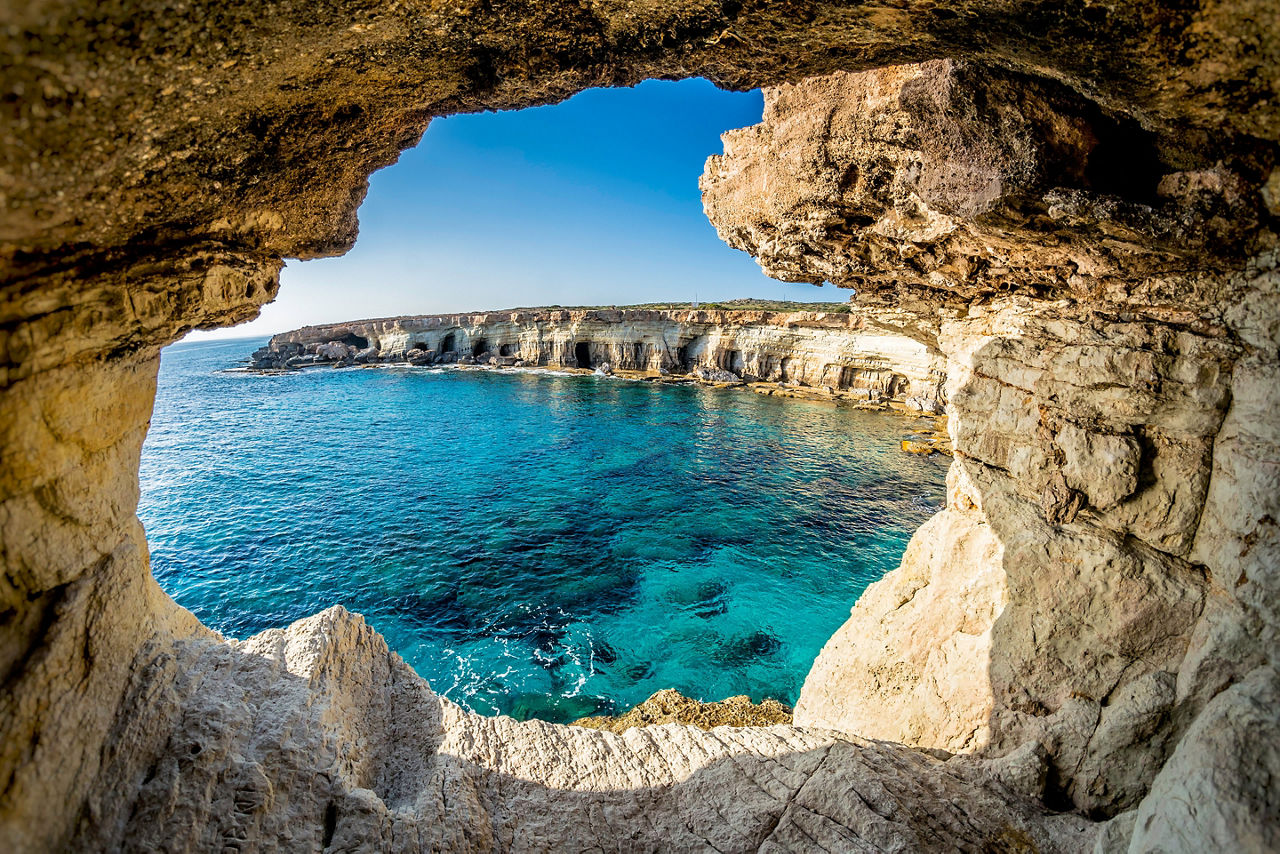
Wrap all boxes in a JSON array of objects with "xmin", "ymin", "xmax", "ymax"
[
  {"xmin": 702, "ymin": 63, "xmax": 1279, "ymax": 837},
  {"xmin": 2, "ymin": 0, "xmax": 1278, "ymax": 850}
]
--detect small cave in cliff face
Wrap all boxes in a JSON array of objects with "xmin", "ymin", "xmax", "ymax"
[
  {"xmin": 440, "ymin": 333, "xmax": 456, "ymax": 353},
  {"xmin": 676, "ymin": 345, "xmax": 689, "ymax": 370},
  {"xmin": 338, "ymin": 333, "xmax": 369, "ymax": 349},
  {"xmin": 472, "ymin": 338, "xmax": 488, "ymax": 358},
  {"xmin": 574, "ymin": 342, "xmax": 592, "ymax": 369}
]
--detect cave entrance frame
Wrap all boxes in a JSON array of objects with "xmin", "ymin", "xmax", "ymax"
[{"xmin": 575, "ymin": 341, "xmax": 591, "ymax": 369}]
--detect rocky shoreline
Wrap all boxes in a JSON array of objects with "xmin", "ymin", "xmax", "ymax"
[{"xmin": 249, "ymin": 304, "xmax": 954, "ymax": 453}]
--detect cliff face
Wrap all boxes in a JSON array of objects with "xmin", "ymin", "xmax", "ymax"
[
  {"xmin": 254, "ymin": 307, "xmax": 947, "ymax": 403},
  {"xmin": 2, "ymin": 2, "xmax": 1278, "ymax": 851},
  {"xmin": 705, "ymin": 65, "xmax": 1280, "ymax": 835}
]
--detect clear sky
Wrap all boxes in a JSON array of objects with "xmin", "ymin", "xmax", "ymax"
[{"xmin": 189, "ymin": 78, "xmax": 846, "ymax": 341}]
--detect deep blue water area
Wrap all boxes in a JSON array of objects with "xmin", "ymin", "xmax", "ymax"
[{"xmin": 139, "ymin": 337, "xmax": 947, "ymax": 723}]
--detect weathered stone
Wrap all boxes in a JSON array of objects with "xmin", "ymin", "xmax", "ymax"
[
  {"xmin": 572, "ymin": 688, "xmax": 793, "ymax": 732},
  {"xmin": 2, "ymin": 1, "xmax": 1278, "ymax": 849},
  {"xmin": 253, "ymin": 305, "xmax": 949, "ymax": 403},
  {"xmin": 1056, "ymin": 424, "xmax": 1141, "ymax": 511},
  {"xmin": 1128, "ymin": 666, "xmax": 1280, "ymax": 853}
]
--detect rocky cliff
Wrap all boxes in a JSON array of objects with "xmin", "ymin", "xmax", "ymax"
[
  {"xmin": 2, "ymin": 2, "xmax": 1278, "ymax": 852},
  {"xmin": 250, "ymin": 306, "xmax": 948, "ymax": 406},
  {"xmin": 705, "ymin": 63, "xmax": 1280, "ymax": 841}
]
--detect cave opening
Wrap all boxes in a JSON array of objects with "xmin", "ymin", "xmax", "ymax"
[
  {"xmin": 140, "ymin": 78, "xmax": 893, "ymax": 738},
  {"xmin": 8, "ymin": 6, "xmax": 1274, "ymax": 843},
  {"xmin": 1082, "ymin": 108, "xmax": 1166, "ymax": 202},
  {"xmin": 338, "ymin": 333, "xmax": 369, "ymax": 349}
]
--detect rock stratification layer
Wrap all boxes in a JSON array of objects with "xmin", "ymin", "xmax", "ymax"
[
  {"xmin": 704, "ymin": 63, "xmax": 1280, "ymax": 842},
  {"xmin": 2, "ymin": 1, "xmax": 1278, "ymax": 851},
  {"xmin": 251, "ymin": 306, "xmax": 947, "ymax": 405}
]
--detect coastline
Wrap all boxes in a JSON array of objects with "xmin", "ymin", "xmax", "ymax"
[{"xmin": 247, "ymin": 357, "xmax": 955, "ymax": 456}]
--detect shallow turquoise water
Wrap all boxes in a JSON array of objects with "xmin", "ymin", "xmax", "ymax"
[{"xmin": 139, "ymin": 337, "xmax": 947, "ymax": 723}]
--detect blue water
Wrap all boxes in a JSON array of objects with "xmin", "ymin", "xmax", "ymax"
[{"xmin": 139, "ymin": 337, "xmax": 947, "ymax": 723}]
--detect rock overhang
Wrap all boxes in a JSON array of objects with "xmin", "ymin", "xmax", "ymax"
[{"xmin": 1, "ymin": 1, "xmax": 1279, "ymax": 850}]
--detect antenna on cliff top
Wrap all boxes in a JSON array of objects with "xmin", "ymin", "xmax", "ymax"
[{"xmin": 692, "ymin": 291, "xmax": 699, "ymax": 309}]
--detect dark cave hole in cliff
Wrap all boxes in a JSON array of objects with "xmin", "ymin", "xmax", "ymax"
[
  {"xmin": 472, "ymin": 338, "xmax": 488, "ymax": 358},
  {"xmin": 338, "ymin": 332, "xmax": 369, "ymax": 350},
  {"xmin": 575, "ymin": 342, "xmax": 592, "ymax": 369},
  {"xmin": 1083, "ymin": 113, "xmax": 1165, "ymax": 201},
  {"xmin": 441, "ymin": 333, "xmax": 456, "ymax": 353},
  {"xmin": 499, "ymin": 343, "xmax": 515, "ymax": 357}
]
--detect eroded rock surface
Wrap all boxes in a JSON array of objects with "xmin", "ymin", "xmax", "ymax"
[
  {"xmin": 70, "ymin": 606, "xmax": 1095, "ymax": 852},
  {"xmin": 714, "ymin": 61, "xmax": 1280, "ymax": 841},
  {"xmin": 2, "ymin": 1, "xmax": 1279, "ymax": 851},
  {"xmin": 572, "ymin": 688, "xmax": 793, "ymax": 732},
  {"xmin": 252, "ymin": 305, "xmax": 947, "ymax": 403}
]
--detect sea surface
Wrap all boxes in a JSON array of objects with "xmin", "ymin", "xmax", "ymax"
[{"xmin": 139, "ymin": 337, "xmax": 947, "ymax": 723}]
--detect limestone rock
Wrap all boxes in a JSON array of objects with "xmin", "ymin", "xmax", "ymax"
[
  {"xmin": 1128, "ymin": 666, "xmax": 1280, "ymax": 853},
  {"xmin": 693, "ymin": 364, "xmax": 742, "ymax": 383},
  {"xmin": 2, "ymin": 1, "xmax": 1278, "ymax": 848},
  {"xmin": 251, "ymin": 305, "xmax": 948, "ymax": 405},
  {"xmin": 1056, "ymin": 425, "xmax": 1141, "ymax": 512},
  {"xmin": 572, "ymin": 689, "xmax": 793, "ymax": 732},
  {"xmin": 701, "ymin": 61, "xmax": 1265, "ymax": 311},
  {"xmin": 65, "ymin": 606, "xmax": 1098, "ymax": 853}
]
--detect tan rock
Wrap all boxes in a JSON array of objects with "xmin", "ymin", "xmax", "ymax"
[
  {"xmin": 2, "ymin": 2, "xmax": 1278, "ymax": 848},
  {"xmin": 572, "ymin": 689, "xmax": 792, "ymax": 732}
]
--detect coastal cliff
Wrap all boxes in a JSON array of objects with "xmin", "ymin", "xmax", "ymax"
[
  {"xmin": 249, "ymin": 305, "xmax": 948, "ymax": 408},
  {"xmin": 2, "ymin": 3, "xmax": 1278, "ymax": 852}
]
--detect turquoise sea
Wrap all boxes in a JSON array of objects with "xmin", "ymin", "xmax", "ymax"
[{"xmin": 139, "ymin": 337, "xmax": 947, "ymax": 723}]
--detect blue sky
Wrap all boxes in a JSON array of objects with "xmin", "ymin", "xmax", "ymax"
[{"xmin": 191, "ymin": 79, "xmax": 846, "ymax": 340}]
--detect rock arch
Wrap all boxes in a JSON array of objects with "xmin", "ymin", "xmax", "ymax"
[{"xmin": 2, "ymin": 2, "xmax": 1277, "ymax": 851}]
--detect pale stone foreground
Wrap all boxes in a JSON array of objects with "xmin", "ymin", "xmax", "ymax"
[
  {"xmin": 73, "ymin": 605, "xmax": 1095, "ymax": 851},
  {"xmin": 3, "ymin": 0, "xmax": 1279, "ymax": 851}
]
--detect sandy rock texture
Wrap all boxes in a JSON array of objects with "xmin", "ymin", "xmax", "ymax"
[
  {"xmin": 2, "ymin": 0, "xmax": 1278, "ymax": 851},
  {"xmin": 572, "ymin": 688, "xmax": 793, "ymax": 732},
  {"xmin": 257, "ymin": 306, "xmax": 947, "ymax": 401},
  {"xmin": 69, "ymin": 606, "xmax": 1096, "ymax": 852},
  {"xmin": 716, "ymin": 61, "xmax": 1280, "ymax": 842}
]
